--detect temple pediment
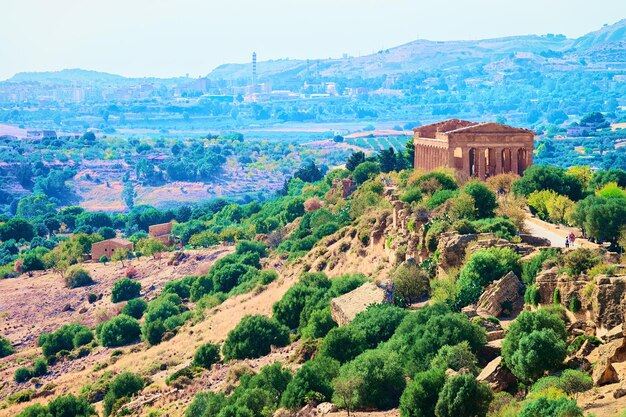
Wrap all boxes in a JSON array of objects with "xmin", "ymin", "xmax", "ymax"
[{"xmin": 446, "ymin": 122, "xmax": 535, "ymax": 136}]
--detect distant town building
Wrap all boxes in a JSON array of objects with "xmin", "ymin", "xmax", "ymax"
[
  {"xmin": 92, "ymin": 238, "xmax": 134, "ymax": 261},
  {"xmin": 413, "ymin": 119, "xmax": 535, "ymax": 180}
]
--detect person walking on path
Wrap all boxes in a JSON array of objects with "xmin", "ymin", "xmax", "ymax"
[
  {"xmin": 569, "ymin": 232, "xmax": 576, "ymax": 247},
  {"xmin": 565, "ymin": 237, "xmax": 570, "ymax": 248}
]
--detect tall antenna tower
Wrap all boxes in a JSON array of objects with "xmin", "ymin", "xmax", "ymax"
[{"xmin": 252, "ymin": 52, "xmax": 257, "ymax": 92}]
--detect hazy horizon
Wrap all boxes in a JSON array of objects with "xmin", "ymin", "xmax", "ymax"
[{"xmin": 3, "ymin": 0, "xmax": 626, "ymax": 81}]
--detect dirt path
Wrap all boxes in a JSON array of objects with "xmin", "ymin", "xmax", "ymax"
[{"xmin": 524, "ymin": 215, "xmax": 600, "ymax": 250}]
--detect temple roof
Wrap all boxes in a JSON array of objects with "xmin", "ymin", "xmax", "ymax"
[{"xmin": 413, "ymin": 119, "xmax": 535, "ymax": 138}]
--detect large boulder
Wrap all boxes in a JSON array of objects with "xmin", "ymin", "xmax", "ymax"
[
  {"xmin": 477, "ymin": 271, "xmax": 524, "ymax": 317},
  {"xmin": 437, "ymin": 233, "xmax": 479, "ymax": 272},
  {"xmin": 477, "ymin": 356, "xmax": 517, "ymax": 393},
  {"xmin": 330, "ymin": 282, "xmax": 386, "ymax": 326},
  {"xmin": 593, "ymin": 338, "xmax": 626, "ymax": 386},
  {"xmin": 593, "ymin": 275, "xmax": 626, "ymax": 333}
]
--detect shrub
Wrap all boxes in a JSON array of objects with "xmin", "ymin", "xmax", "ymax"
[
  {"xmin": 194, "ymin": 343, "xmax": 221, "ymax": 369},
  {"xmin": 111, "ymin": 278, "xmax": 141, "ymax": 303},
  {"xmin": 87, "ymin": 293, "xmax": 98, "ymax": 303},
  {"xmin": 518, "ymin": 396, "xmax": 583, "ymax": 417},
  {"xmin": 352, "ymin": 162, "xmax": 380, "ymax": 185},
  {"xmin": 125, "ymin": 265, "xmax": 138, "ymax": 278},
  {"xmin": 0, "ymin": 335, "xmax": 14, "ymax": 357},
  {"xmin": 351, "ymin": 304, "xmax": 408, "ymax": 348},
  {"xmin": 98, "ymin": 315, "xmax": 141, "ymax": 347},
  {"xmin": 553, "ymin": 288, "xmax": 561, "ymax": 304},
  {"xmin": 21, "ymin": 253, "xmax": 46, "ymax": 272},
  {"xmin": 334, "ymin": 349, "xmax": 405, "ymax": 410},
  {"xmin": 236, "ymin": 240, "xmax": 267, "ymax": 258},
  {"xmin": 399, "ymin": 368, "xmax": 445, "ymax": 417},
  {"xmin": 455, "ymin": 247, "xmax": 521, "ymax": 308},
  {"xmin": 318, "ymin": 327, "xmax": 366, "ymax": 364},
  {"xmin": 186, "ymin": 392, "xmax": 227, "ymax": 417},
  {"xmin": 390, "ymin": 263, "xmax": 430, "ymax": 306},
  {"xmin": 33, "ymin": 358, "xmax": 48, "ymax": 376},
  {"xmin": 415, "ymin": 172, "xmax": 458, "ymax": 194},
  {"xmin": 143, "ymin": 320, "xmax": 167, "ymax": 346},
  {"xmin": 223, "ymin": 315, "xmax": 290, "ymax": 360},
  {"xmin": 281, "ymin": 356, "xmax": 340, "ymax": 409},
  {"xmin": 435, "ymin": 374, "xmax": 492, "ymax": 417},
  {"xmin": 7, "ymin": 389, "xmax": 34, "ymax": 404},
  {"xmin": 426, "ymin": 189, "xmax": 459, "ymax": 209},
  {"xmin": 103, "ymin": 372, "xmax": 144, "ymax": 416},
  {"xmin": 502, "ymin": 310, "xmax": 567, "ymax": 382},
  {"xmin": 462, "ymin": 182, "xmax": 497, "ymax": 219},
  {"xmin": 16, "ymin": 395, "xmax": 96, "ymax": 417},
  {"xmin": 521, "ymin": 249, "xmax": 557, "ymax": 285},
  {"xmin": 99, "ymin": 255, "xmax": 109, "ymax": 263},
  {"xmin": 65, "ymin": 266, "xmax": 94, "ymax": 288},
  {"xmin": 301, "ymin": 307, "xmax": 337, "ymax": 339},
  {"xmin": 122, "ymin": 298, "xmax": 148, "ymax": 319},
  {"xmin": 14, "ymin": 367, "xmax": 33, "ymax": 383},
  {"xmin": 569, "ymin": 295, "xmax": 581, "ymax": 312},
  {"xmin": 38, "ymin": 323, "xmax": 93, "ymax": 357},
  {"xmin": 563, "ymin": 248, "xmax": 602, "ymax": 278},
  {"xmin": 430, "ymin": 341, "xmax": 479, "ymax": 375},
  {"xmin": 400, "ymin": 188, "xmax": 422, "ymax": 204},
  {"xmin": 524, "ymin": 284, "xmax": 541, "ymax": 306}
]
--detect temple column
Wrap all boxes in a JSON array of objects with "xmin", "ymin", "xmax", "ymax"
[
  {"xmin": 495, "ymin": 147, "xmax": 503, "ymax": 175},
  {"xmin": 526, "ymin": 146, "xmax": 533, "ymax": 170},
  {"xmin": 477, "ymin": 147, "xmax": 486, "ymax": 180},
  {"xmin": 462, "ymin": 147, "xmax": 470, "ymax": 176},
  {"xmin": 511, "ymin": 147, "xmax": 519, "ymax": 175}
]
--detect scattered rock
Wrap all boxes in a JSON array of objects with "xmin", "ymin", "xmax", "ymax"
[
  {"xmin": 316, "ymin": 403, "xmax": 338, "ymax": 414},
  {"xmin": 604, "ymin": 324, "xmax": 624, "ymax": 342},
  {"xmin": 61, "ymin": 304, "xmax": 72, "ymax": 312},
  {"xmin": 477, "ymin": 271, "xmax": 524, "ymax": 318},
  {"xmin": 592, "ymin": 338, "xmax": 626, "ymax": 386},
  {"xmin": 614, "ymin": 387, "xmax": 626, "ymax": 399},
  {"xmin": 78, "ymin": 307, "xmax": 88, "ymax": 314},
  {"xmin": 477, "ymin": 356, "xmax": 517, "ymax": 393}
]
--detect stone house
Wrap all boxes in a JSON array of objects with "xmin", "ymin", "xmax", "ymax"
[
  {"xmin": 149, "ymin": 222, "xmax": 174, "ymax": 246},
  {"xmin": 92, "ymin": 238, "xmax": 134, "ymax": 261}
]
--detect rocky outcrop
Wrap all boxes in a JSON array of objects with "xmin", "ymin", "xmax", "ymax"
[
  {"xmin": 594, "ymin": 276, "xmax": 626, "ymax": 333},
  {"xmin": 330, "ymin": 282, "xmax": 386, "ymax": 326},
  {"xmin": 519, "ymin": 234, "xmax": 552, "ymax": 247},
  {"xmin": 477, "ymin": 356, "xmax": 517, "ymax": 393},
  {"xmin": 477, "ymin": 271, "xmax": 524, "ymax": 317},
  {"xmin": 593, "ymin": 338, "xmax": 626, "ymax": 386},
  {"xmin": 437, "ymin": 232, "xmax": 542, "ymax": 274},
  {"xmin": 535, "ymin": 267, "xmax": 589, "ymax": 311}
]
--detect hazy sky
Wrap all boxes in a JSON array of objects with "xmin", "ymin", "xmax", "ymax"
[{"xmin": 2, "ymin": 0, "xmax": 625, "ymax": 80}]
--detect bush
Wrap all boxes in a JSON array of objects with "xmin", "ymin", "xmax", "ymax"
[
  {"xmin": 435, "ymin": 374, "xmax": 492, "ymax": 417},
  {"xmin": 99, "ymin": 255, "xmax": 109, "ymax": 263},
  {"xmin": 301, "ymin": 307, "xmax": 337, "ymax": 339},
  {"xmin": 111, "ymin": 278, "xmax": 141, "ymax": 303},
  {"xmin": 518, "ymin": 396, "xmax": 583, "ymax": 417},
  {"xmin": 65, "ymin": 266, "xmax": 94, "ymax": 288},
  {"xmin": 416, "ymin": 172, "xmax": 458, "ymax": 194},
  {"xmin": 502, "ymin": 310, "xmax": 567, "ymax": 382},
  {"xmin": 143, "ymin": 320, "xmax": 167, "ymax": 346},
  {"xmin": 569, "ymin": 296, "xmax": 581, "ymax": 312},
  {"xmin": 186, "ymin": 392, "xmax": 226, "ymax": 417},
  {"xmin": 21, "ymin": 253, "xmax": 46, "ymax": 272},
  {"xmin": 281, "ymin": 356, "xmax": 339, "ymax": 409},
  {"xmin": 455, "ymin": 247, "xmax": 521, "ymax": 308},
  {"xmin": 318, "ymin": 327, "xmax": 366, "ymax": 363},
  {"xmin": 334, "ymin": 349, "xmax": 405, "ymax": 410},
  {"xmin": 462, "ymin": 182, "xmax": 497, "ymax": 219},
  {"xmin": 103, "ymin": 372, "xmax": 144, "ymax": 416},
  {"xmin": 33, "ymin": 358, "xmax": 48, "ymax": 376},
  {"xmin": 522, "ymin": 249, "xmax": 558, "ymax": 285},
  {"xmin": 16, "ymin": 394, "xmax": 96, "ymax": 417},
  {"xmin": 563, "ymin": 248, "xmax": 602, "ymax": 278},
  {"xmin": 400, "ymin": 188, "xmax": 422, "ymax": 204},
  {"xmin": 236, "ymin": 240, "xmax": 267, "ymax": 258},
  {"xmin": 353, "ymin": 162, "xmax": 380, "ymax": 185},
  {"xmin": 430, "ymin": 341, "xmax": 479, "ymax": 375},
  {"xmin": 194, "ymin": 343, "xmax": 221, "ymax": 369},
  {"xmin": 0, "ymin": 335, "xmax": 14, "ymax": 357},
  {"xmin": 351, "ymin": 304, "xmax": 407, "ymax": 348},
  {"xmin": 87, "ymin": 293, "xmax": 98, "ymax": 303},
  {"xmin": 122, "ymin": 298, "xmax": 148, "ymax": 319},
  {"xmin": 223, "ymin": 315, "xmax": 290, "ymax": 360},
  {"xmin": 14, "ymin": 367, "xmax": 33, "ymax": 383},
  {"xmin": 38, "ymin": 323, "xmax": 93, "ymax": 357},
  {"xmin": 98, "ymin": 315, "xmax": 141, "ymax": 347},
  {"xmin": 426, "ymin": 189, "xmax": 459, "ymax": 209},
  {"xmin": 391, "ymin": 263, "xmax": 430, "ymax": 306},
  {"xmin": 399, "ymin": 368, "xmax": 445, "ymax": 417}
]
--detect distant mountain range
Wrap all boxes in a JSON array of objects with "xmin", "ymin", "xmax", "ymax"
[{"xmin": 5, "ymin": 19, "xmax": 626, "ymax": 84}]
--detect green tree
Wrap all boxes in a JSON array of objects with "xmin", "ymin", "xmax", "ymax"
[
  {"xmin": 502, "ymin": 310, "xmax": 567, "ymax": 382},
  {"xmin": 351, "ymin": 304, "xmax": 408, "ymax": 348},
  {"xmin": 122, "ymin": 298, "xmax": 148, "ymax": 319},
  {"xmin": 0, "ymin": 335, "xmax": 14, "ymax": 357},
  {"xmin": 194, "ymin": 343, "xmax": 221, "ymax": 369},
  {"xmin": 318, "ymin": 327, "xmax": 366, "ymax": 363},
  {"xmin": 222, "ymin": 315, "xmax": 290, "ymax": 360},
  {"xmin": 103, "ymin": 372, "xmax": 144, "ymax": 416},
  {"xmin": 281, "ymin": 356, "xmax": 340, "ymax": 409},
  {"xmin": 98, "ymin": 315, "xmax": 141, "ymax": 347},
  {"xmin": 137, "ymin": 237, "xmax": 166, "ymax": 259},
  {"xmin": 399, "ymin": 368, "xmax": 446, "ymax": 417},
  {"xmin": 111, "ymin": 278, "xmax": 141, "ymax": 303},
  {"xmin": 518, "ymin": 396, "xmax": 583, "ymax": 417},
  {"xmin": 435, "ymin": 374, "xmax": 492, "ymax": 417},
  {"xmin": 352, "ymin": 162, "xmax": 380, "ymax": 185},
  {"xmin": 462, "ymin": 182, "xmax": 497, "ymax": 218},
  {"xmin": 346, "ymin": 151, "xmax": 366, "ymax": 171},
  {"xmin": 335, "ymin": 349, "xmax": 405, "ymax": 410}
]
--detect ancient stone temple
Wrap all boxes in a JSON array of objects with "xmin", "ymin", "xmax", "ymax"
[{"xmin": 413, "ymin": 119, "xmax": 535, "ymax": 180}]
